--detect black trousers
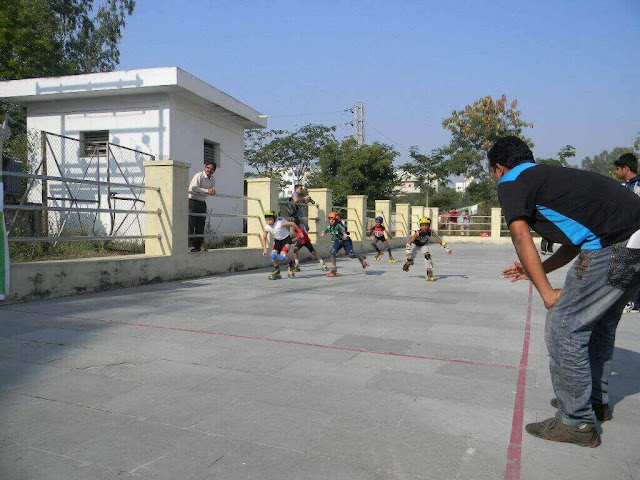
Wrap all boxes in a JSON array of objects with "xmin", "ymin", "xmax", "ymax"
[
  {"xmin": 541, "ymin": 237, "xmax": 554, "ymax": 254},
  {"xmin": 189, "ymin": 199, "xmax": 207, "ymax": 250}
]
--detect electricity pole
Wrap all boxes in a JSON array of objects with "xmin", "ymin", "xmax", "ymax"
[{"xmin": 350, "ymin": 102, "xmax": 365, "ymax": 146}]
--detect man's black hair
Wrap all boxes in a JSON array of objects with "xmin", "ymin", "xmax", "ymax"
[
  {"xmin": 487, "ymin": 136, "xmax": 535, "ymax": 170},
  {"xmin": 613, "ymin": 153, "xmax": 638, "ymax": 174},
  {"xmin": 294, "ymin": 184, "xmax": 303, "ymax": 190},
  {"xmin": 205, "ymin": 161, "xmax": 217, "ymax": 169}
]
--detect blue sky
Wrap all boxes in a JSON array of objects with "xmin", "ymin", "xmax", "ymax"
[{"xmin": 118, "ymin": 0, "xmax": 639, "ymax": 165}]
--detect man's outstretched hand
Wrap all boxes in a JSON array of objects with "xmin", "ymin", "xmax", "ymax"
[
  {"xmin": 502, "ymin": 261, "xmax": 529, "ymax": 282},
  {"xmin": 503, "ymin": 261, "xmax": 563, "ymax": 309}
]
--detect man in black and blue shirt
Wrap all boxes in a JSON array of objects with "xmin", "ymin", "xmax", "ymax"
[{"xmin": 491, "ymin": 136, "xmax": 640, "ymax": 448}]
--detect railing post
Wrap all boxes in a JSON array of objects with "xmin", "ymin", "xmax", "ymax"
[
  {"xmin": 374, "ymin": 199, "xmax": 392, "ymax": 237},
  {"xmin": 395, "ymin": 203, "xmax": 410, "ymax": 238},
  {"xmin": 347, "ymin": 195, "xmax": 367, "ymax": 241},
  {"xmin": 491, "ymin": 207, "xmax": 502, "ymax": 239},
  {"xmin": 246, "ymin": 177, "xmax": 280, "ymax": 248},
  {"xmin": 307, "ymin": 187, "xmax": 332, "ymax": 243},
  {"xmin": 430, "ymin": 207, "xmax": 439, "ymax": 233},
  {"xmin": 144, "ymin": 160, "xmax": 190, "ymax": 256}
]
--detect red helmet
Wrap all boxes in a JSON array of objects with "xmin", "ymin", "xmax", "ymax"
[{"xmin": 328, "ymin": 211, "xmax": 338, "ymax": 219}]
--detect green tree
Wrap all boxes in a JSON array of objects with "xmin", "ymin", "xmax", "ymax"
[
  {"xmin": 308, "ymin": 138, "xmax": 398, "ymax": 207},
  {"xmin": 244, "ymin": 129, "xmax": 287, "ymax": 177},
  {"xmin": 279, "ymin": 124, "xmax": 337, "ymax": 185},
  {"xmin": 537, "ymin": 145, "xmax": 576, "ymax": 167},
  {"xmin": 463, "ymin": 179, "xmax": 499, "ymax": 207},
  {"xmin": 428, "ymin": 187, "xmax": 462, "ymax": 212},
  {"xmin": 1, "ymin": 0, "xmax": 136, "ymax": 122},
  {"xmin": 441, "ymin": 94, "xmax": 534, "ymax": 178},
  {"xmin": 244, "ymin": 124, "xmax": 337, "ymax": 185},
  {"xmin": 581, "ymin": 147, "xmax": 635, "ymax": 178},
  {"xmin": 399, "ymin": 146, "xmax": 449, "ymax": 207}
]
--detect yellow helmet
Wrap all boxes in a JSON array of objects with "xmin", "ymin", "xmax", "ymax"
[{"xmin": 419, "ymin": 217, "xmax": 431, "ymax": 225}]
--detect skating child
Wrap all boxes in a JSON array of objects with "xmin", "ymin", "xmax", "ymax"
[
  {"xmin": 402, "ymin": 217, "xmax": 453, "ymax": 281},
  {"xmin": 320, "ymin": 211, "xmax": 370, "ymax": 277},
  {"xmin": 261, "ymin": 210, "xmax": 299, "ymax": 279},
  {"xmin": 368, "ymin": 216, "xmax": 396, "ymax": 263},
  {"xmin": 292, "ymin": 218, "xmax": 328, "ymax": 272}
]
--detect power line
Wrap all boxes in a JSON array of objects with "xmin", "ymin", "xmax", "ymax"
[
  {"xmin": 268, "ymin": 110, "xmax": 350, "ymax": 118},
  {"xmin": 364, "ymin": 120, "xmax": 409, "ymax": 152}
]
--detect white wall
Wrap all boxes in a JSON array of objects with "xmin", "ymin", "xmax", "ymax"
[
  {"xmin": 25, "ymin": 94, "xmax": 171, "ymax": 238},
  {"xmin": 170, "ymin": 94, "xmax": 247, "ymax": 237}
]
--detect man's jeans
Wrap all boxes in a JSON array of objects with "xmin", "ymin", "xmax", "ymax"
[{"xmin": 546, "ymin": 241, "xmax": 640, "ymax": 426}]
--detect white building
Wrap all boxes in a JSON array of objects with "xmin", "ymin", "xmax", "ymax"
[
  {"xmin": 455, "ymin": 177, "xmax": 475, "ymax": 193},
  {"xmin": 0, "ymin": 67, "xmax": 267, "ymax": 238},
  {"xmin": 394, "ymin": 169, "xmax": 438, "ymax": 194},
  {"xmin": 280, "ymin": 168, "xmax": 315, "ymax": 198}
]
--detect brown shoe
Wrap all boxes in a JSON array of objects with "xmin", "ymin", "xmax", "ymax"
[
  {"xmin": 525, "ymin": 417, "xmax": 601, "ymax": 447},
  {"xmin": 550, "ymin": 398, "xmax": 612, "ymax": 422}
]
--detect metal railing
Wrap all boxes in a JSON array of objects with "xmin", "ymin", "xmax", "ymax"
[
  {"xmin": 3, "ymin": 170, "xmax": 160, "ymax": 245},
  {"xmin": 2, "ymin": 129, "xmax": 159, "ymax": 258},
  {"xmin": 439, "ymin": 215, "xmax": 492, "ymax": 236}
]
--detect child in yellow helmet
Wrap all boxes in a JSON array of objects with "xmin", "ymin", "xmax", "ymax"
[{"xmin": 403, "ymin": 217, "xmax": 452, "ymax": 281}]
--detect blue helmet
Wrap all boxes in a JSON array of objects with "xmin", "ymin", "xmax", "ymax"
[{"xmin": 375, "ymin": 216, "xmax": 383, "ymax": 222}]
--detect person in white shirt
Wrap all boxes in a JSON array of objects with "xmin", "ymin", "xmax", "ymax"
[
  {"xmin": 188, "ymin": 162, "xmax": 216, "ymax": 252},
  {"xmin": 261, "ymin": 210, "xmax": 299, "ymax": 279}
]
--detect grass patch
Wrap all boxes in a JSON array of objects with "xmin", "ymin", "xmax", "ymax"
[
  {"xmin": 203, "ymin": 236, "xmax": 248, "ymax": 250},
  {"xmin": 9, "ymin": 240, "xmax": 144, "ymax": 263}
]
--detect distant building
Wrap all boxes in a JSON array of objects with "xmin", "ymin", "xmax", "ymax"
[
  {"xmin": 394, "ymin": 169, "xmax": 438, "ymax": 194},
  {"xmin": 280, "ymin": 168, "xmax": 315, "ymax": 198},
  {"xmin": 455, "ymin": 177, "xmax": 475, "ymax": 193}
]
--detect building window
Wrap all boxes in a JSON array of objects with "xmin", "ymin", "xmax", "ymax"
[
  {"xmin": 204, "ymin": 139, "xmax": 220, "ymax": 167},
  {"xmin": 80, "ymin": 130, "xmax": 109, "ymax": 156}
]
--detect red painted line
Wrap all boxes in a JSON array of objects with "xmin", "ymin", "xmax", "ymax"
[
  {"xmin": 107, "ymin": 319, "xmax": 517, "ymax": 370},
  {"xmin": 504, "ymin": 282, "xmax": 534, "ymax": 480}
]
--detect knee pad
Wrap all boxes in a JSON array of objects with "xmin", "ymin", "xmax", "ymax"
[
  {"xmin": 424, "ymin": 251, "xmax": 431, "ymax": 260},
  {"xmin": 270, "ymin": 252, "xmax": 277, "ymax": 261},
  {"xmin": 278, "ymin": 253, "xmax": 287, "ymax": 262},
  {"xmin": 330, "ymin": 251, "xmax": 337, "ymax": 259}
]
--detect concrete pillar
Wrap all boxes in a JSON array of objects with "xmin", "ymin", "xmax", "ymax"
[
  {"xmin": 347, "ymin": 195, "xmax": 367, "ymax": 241},
  {"xmin": 395, "ymin": 203, "xmax": 410, "ymax": 239},
  {"xmin": 491, "ymin": 207, "xmax": 502, "ymax": 239},
  {"xmin": 144, "ymin": 160, "xmax": 190, "ymax": 257},
  {"xmin": 375, "ymin": 200, "xmax": 392, "ymax": 237},
  {"xmin": 246, "ymin": 177, "xmax": 280, "ymax": 248},
  {"xmin": 307, "ymin": 188, "xmax": 332, "ymax": 243},
  {"xmin": 430, "ymin": 207, "xmax": 439, "ymax": 233},
  {"xmin": 411, "ymin": 206, "xmax": 425, "ymax": 232}
]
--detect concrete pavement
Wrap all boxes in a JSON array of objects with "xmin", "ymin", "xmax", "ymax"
[{"xmin": 1, "ymin": 244, "xmax": 639, "ymax": 479}]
